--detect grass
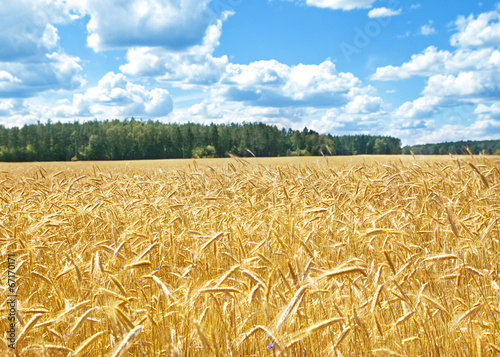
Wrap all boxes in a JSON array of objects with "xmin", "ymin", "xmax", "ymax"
[{"xmin": 0, "ymin": 155, "xmax": 499, "ymax": 356}]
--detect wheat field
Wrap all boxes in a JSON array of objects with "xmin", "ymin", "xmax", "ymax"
[{"xmin": 1, "ymin": 155, "xmax": 499, "ymax": 356}]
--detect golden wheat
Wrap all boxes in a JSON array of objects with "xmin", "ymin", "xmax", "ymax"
[{"xmin": 0, "ymin": 155, "xmax": 499, "ymax": 356}]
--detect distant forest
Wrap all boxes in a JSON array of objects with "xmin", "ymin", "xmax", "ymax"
[
  {"xmin": 0, "ymin": 119, "xmax": 498, "ymax": 162},
  {"xmin": 404, "ymin": 140, "xmax": 500, "ymax": 155},
  {"xmin": 0, "ymin": 119, "xmax": 402, "ymax": 162}
]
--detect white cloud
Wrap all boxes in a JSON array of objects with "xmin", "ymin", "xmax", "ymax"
[
  {"xmin": 371, "ymin": 46, "xmax": 498, "ymax": 80},
  {"xmin": 41, "ymin": 72, "xmax": 173, "ymax": 120},
  {"xmin": 305, "ymin": 0, "xmax": 375, "ymax": 11},
  {"xmin": 0, "ymin": 52, "xmax": 84, "ymax": 98},
  {"xmin": 172, "ymin": 91, "xmax": 386, "ymax": 138},
  {"xmin": 120, "ymin": 19, "xmax": 229, "ymax": 89},
  {"xmin": 451, "ymin": 9, "xmax": 500, "ymax": 47},
  {"xmin": 0, "ymin": 98, "xmax": 56, "ymax": 127},
  {"xmin": 371, "ymin": 46, "xmax": 449, "ymax": 80},
  {"xmin": 422, "ymin": 71, "xmax": 495, "ymax": 99},
  {"xmin": 400, "ymin": 120, "xmax": 500, "ymax": 145},
  {"xmin": 41, "ymin": 24, "xmax": 59, "ymax": 50},
  {"xmin": 0, "ymin": 99, "xmax": 22, "ymax": 117},
  {"xmin": 0, "ymin": 71, "xmax": 21, "ymax": 85},
  {"xmin": 76, "ymin": 0, "xmax": 218, "ymax": 51},
  {"xmin": 421, "ymin": 21, "xmax": 436, "ymax": 36},
  {"xmin": 474, "ymin": 103, "xmax": 500, "ymax": 119},
  {"xmin": 380, "ymin": 14, "xmax": 500, "ymax": 134},
  {"xmin": 222, "ymin": 60, "xmax": 290, "ymax": 87},
  {"xmin": 0, "ymin": 0, "xmax": 84, "ymax": 99},
  {"xmin": 166, "ymin": 60, "xmax": 386, "ymax": 135},
  {"xmin": 368, "ymin": 7, "xmax": 402, "ymax": 18},
  {"xmin": 394, "ymin": 96, "xmax": 443, "ymax": 119},
  {"xmin": 345, "ymin": 94, "xmax": 383, "ymax": 114},
  {"xmin": 308, "ymin": 102, "xmax": 386, "ymax": 135},
  {"xmin": 218, "ymin": 59, "xmax": 364, "ymax": 107},
  {"xmin": 0, "ymin": 0, "xmax": 76, "ymax": 61},
  {"xmin": 78, "ymin": 72, "xmax": 173, "ymax": 117},
  {"xmin": 391, "ymin": 69, "xmax": 500, "ymax": 122}
]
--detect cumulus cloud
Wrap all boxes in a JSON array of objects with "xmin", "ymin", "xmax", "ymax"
[
  {"xmin": 41, "ymin": 24, "xmax": 59, "ymax": 50},
  {"xmin": 318, "ymin": 101, "xmax": 500, "ymax": 145},
  {"xmin": 368, "ymin": 7, "xmax": 402, "ymax": 18},
  {"xmin": 372, "ymin": 46, "xmax": 499, "ymax": 80},
  {"xmin": 394, "ymin": 96, "xmax": 443, "ymax": 119},
  {"xmin": 75, "ymin": 0, "xmax": 218, "ymax": 51},
  {"xmin": 474, "ymin": 103, "xmax": 500, "ymax": 119},
  {"xmin": 423, "ymin": 71, "xmax": 500, "ymax": 99},
  {"xmin": 0, "ymin": 52, "xmax": 84, "ymax": 98},
  {"xmin": 308, "ymin": 104, "xmax": 385, "ymax": 134},
  {"xmin": 115, "ymin": 0, "xmax": 387, "ymax": 134},
  {"xmin": 144, "ymin": 46, "xmax": 388, "ymax": 134},
  {"xmin": 0, "ymin": 99, "xmax": 22, "ymax": 117},
  {"xmin": 374, "ymin": 20, "xmax": 500, "ymax": 123},
  {"xmin": 401, "ymin": 120, "xmax": 500, "ymax": 145},
  {"xmin": 77, "ymin": 72, "xmax": 173, "ymax": 117},
  {"xmin": 372, "ymin": 38, "xmax": 500, "ymax": 134},
  {"xmin": 0, "ymin": 71, "xmax": 21, "ymax": 85},
  {"xmin": 218, "ymin": 60, "xmax": 363, "ymax": 107},
  {"xmin": 451, "ymin": 9, "xmax": 500, "ymax": 48},
  {"xmin": 0, "ymin": 98, "xmax": 53, "ymax": 127},
  {"xmin": 44, "ymin": 72, "xmax": 173, "ymax": 119},
  {"xmin": 391, "ymin": 70, "xmax": 500, "ymax": 139},
  {"xmin": 0, "ymin": 0, "xmax": 76, "ymax": 61},
  {"xmin": 166, "ymin": 59, "xmax": 386, "ymax": 135},
  {"xmin": 372, "ymin": 6, "xmax": 500, "ymax": 100},
  {"xmin": 372, "ymin": 47, "xmax": 449, "ymax": 80},
  {"xmin": 0, "ymin": 0, "xmax": 85, "ymax": 100},
  {"xmin": 345, "ymin": 94, "xmax": 383, "ymax": 114},
  {"xmin": 305, "ymin": 0, "xmax": 375, "ymax": 10},
  {"xmin": 120, "ymin": 18, "xmax": 229, "ymax": 89},
  {"xmin": 308, "ymin": 87, "xmax": 387, "ymax": 134},
  {"xmin": 0, "ymin": 0, "xmax": 383, "ymax": 128},
  {"xmin": 6, "ymin": 0, "xmax": 497, "ymax": 148}
]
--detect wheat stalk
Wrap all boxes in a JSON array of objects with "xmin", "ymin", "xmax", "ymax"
[{"xmin": 109, "ymin": 325, "xmax": 143, "ymax": 357}]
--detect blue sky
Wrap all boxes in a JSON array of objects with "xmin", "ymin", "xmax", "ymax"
[{"xmin": 1, "ymin": 0, "xmax": 500, "ymax": 145}]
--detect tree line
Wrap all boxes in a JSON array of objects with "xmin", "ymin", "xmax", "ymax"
[
  {"xmin": 403, "ymin": 140, "xmax": 500, "ymax": 155},
  {"xmin": 0, "ymin": 119, "xmax": 403, "ymax": 161}
]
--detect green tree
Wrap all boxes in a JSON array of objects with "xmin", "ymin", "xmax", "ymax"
[
  {"xmin": 82, "ymin": 134, "xmax": 105, "ymax": 160},
  {"xmin": 374, "ymin": 138, "xmax": 388, "ymax": 154},
  {"xmin": 192, "ymin": 145, "xmax": 216, "ymax": 158}
]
